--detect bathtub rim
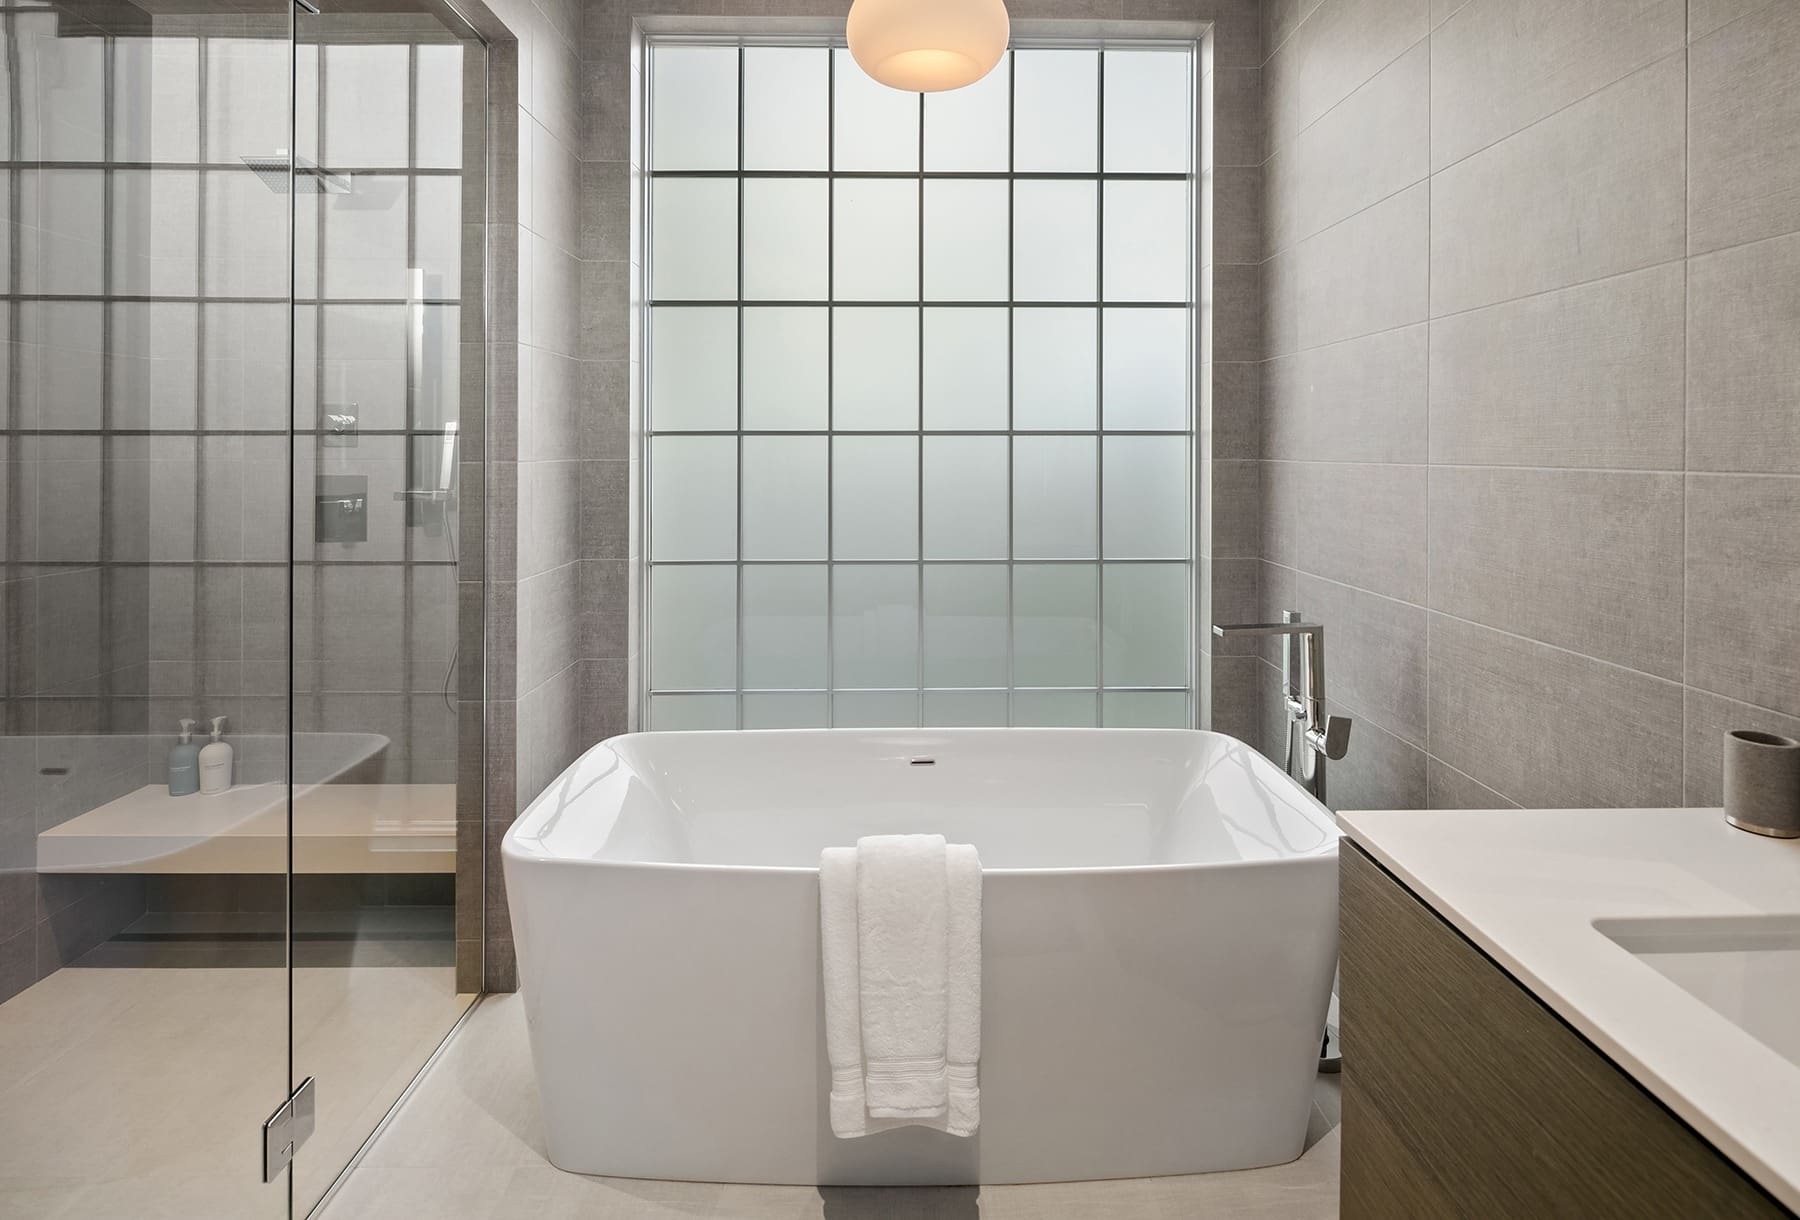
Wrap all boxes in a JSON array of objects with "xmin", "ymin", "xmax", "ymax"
[{"xmin": 503, "ymin": 726, "xmax": 1340, "ymax": 879}]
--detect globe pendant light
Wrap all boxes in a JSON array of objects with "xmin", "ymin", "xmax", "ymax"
[{"xmin": 846, "ymin": 0, "xmax": 1010, "ymax": 93}]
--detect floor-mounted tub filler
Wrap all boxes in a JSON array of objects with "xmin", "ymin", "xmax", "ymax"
[{"xmin": 502, "ymin": 728, "xmax": 1339, "ymax": 1186}]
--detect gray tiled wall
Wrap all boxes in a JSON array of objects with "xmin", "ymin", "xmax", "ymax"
[{"xmin": 1238, "ymin": 0, "xmax": 1800, "ymax": 812}]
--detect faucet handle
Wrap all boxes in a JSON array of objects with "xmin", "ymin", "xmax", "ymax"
[{"xmin": 1307, "ymin": 715, "xmax": 1352, "ymax": 761}]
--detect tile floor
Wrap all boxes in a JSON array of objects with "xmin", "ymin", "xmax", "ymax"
[
  {"xmin": 321, "ymin": 994, "xmax": 1342, "ymax": 1219},
  {"xmin": 0, "ymin": 962, "xmax": 471, "ymax": 1219}
]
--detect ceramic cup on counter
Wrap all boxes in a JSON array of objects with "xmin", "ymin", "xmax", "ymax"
[{"xmin": 1723, "ymin": 729, "xmax": 1800, "ymax": 839}]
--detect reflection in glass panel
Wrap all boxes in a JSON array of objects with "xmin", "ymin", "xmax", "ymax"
[
  {"xmin": 833, "ymin": 48, "xmax": 920, "ymax": 171},
  {"xmin": 1103, "ymin": 563, "xmax": 1189, "ymax": 687},
  {"xmin": 1014, "ymin": 309, "xmax": 1097, "ymax": 430},
  {"xmin": 743, "ymin": 566, "xmax": 830, "ymax": 689},
  {"xmin": 1014, "ymin": 564, "xmax": 1099, "ymax": 686},
  {"xmin": 833, "ymin": 308, "xmax": 919, "ymax": 430},
  {"xmin": 924, "ymin": 179, "xmax": 1009, "ymax": 301},
  {"xmin": 743, "ymin": 308, "xmax": 829, "ymax": 430},
  {"xmin": 744, "ymin": 47, "xmax": 829, "ymax": 170},
  {"xmin": 650, "ymin": 307, "xmax": 737, "ymax": 431},
  {"xmin": 924, "ymin": 54, "xmax": 1010, "ymax": 171},
  {"xmin": 744, "ymin": 178, "xmax": 829, "ymax": 301},
  {"xmin": 651, "ymin": 436, "xmax": 738, "ymax": 560},
  {"xmin": 1103, "ymin": 308, "xmax": 1188, "ymax": 430},
  {"xmin": 833, "ymin": 566, "xmax": 920, "ymax": 688},
  {"xmin": 1104, "ymin": 180, "xmax": 1189, "ymax": 302},
  {"xmin": 923, "ymin": 308, "xmax": 1009, "ymax": 431},
  {"xmin": 652, "ymin": 177, "xmax": 739, "ymax": 300},
  {"xmin": 743, "ymin": 436, "xmax": 829, "ymax": 560},
  {"xmin": 924, "ymin": 565, "xmax": 1009, "ymax": 688},
  {"xmin": 923, "ymin": 436, "xmax": 1008, "ymax": 559},
  {"xmin": 1103, "ymin": 436, "xmax": 1189, "ymax": 559},
  {"xmin": 651, "ymin": 566, "xmax": 740, "ymax": 690},
  {"xmin": 1014, "ymin": 180, "xmax": 1096, "ymax": 301},
  {"xmin": 1013, "ymin": 49, "xmax": 1097, "ymax": 172},
  {"xmin": 834, "ymin": 179, "xmax": 920, "ymax": 301},
  {"xmin": 1102, "ymin": 49, "xmax": 1192, "ymax": 173},
  {"xmin": 651, "ymin": 44, "xmax": 740, "ymax": 170},
  {"xmin": 833, "ymin": 436, "xmax": 919, "ymax": 560},
  {"xmin": 1014, "ymin": 436, "xmax": 1097, "ymax": 559}
]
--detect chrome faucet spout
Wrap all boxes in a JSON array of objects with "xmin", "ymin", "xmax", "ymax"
[{"xmin": 1211, "ymin": 613, "xmax": 1352, "ymax": 802}]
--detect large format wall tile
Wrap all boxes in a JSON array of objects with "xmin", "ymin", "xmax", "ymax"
[
  {"xmin": 1688, "ymin": 1, "xmax": 1800, "ymax": 253},
  {"xmin": 1263, "ymin": 323, "xmax": 1427, "ymax": 464},
  {"xmin": 1687, "ymin": 231, "xmax": 1800, "ymax": 473},
  {"xmin": 1427, "ymin": 613, "xmax": 1683, "ymax": 809},
  {"xmin": 1263, "ymin": 40, "xmax": 1427, "ymax": 256},
  {"xmin": 1428, "ymin": 262, "xmax": 1684, "ymax": 469},
  {"xmin": 1430, "ymin": 0, "xmax": 1683, "ymax": 171},
  {"xmin": 1425, "ymin": 757, "xmax": 1518, "ymax": 809},
  {"xmin": 1263, "ymin": 182, "xmax": 1428, "ymax": 358},
  {"xmin": 1297, "ymin": 573, "xmax": 1427, "ymax": 746},
  {"xmin": 1429, "ymin": 466, "xmax": 1684, "ymax": 678},
  {"xmin": 1264, "ymin": 0, "xmax": 1428, "ymax": 156},
  {"xmin": 1686, "ymin": 474, "xmax": 1800, "ymax": 718},
  {"xmin": 1429, "ymin": 55, "xmax": 1686, "ymax": 316},
  {"xmin": 1323, "ymin": 700, "xmax": 1427, "ymax": 811},
  {"xmin": 1298, "ymin": 461, "xmax": 1427, "ymax": 604}
]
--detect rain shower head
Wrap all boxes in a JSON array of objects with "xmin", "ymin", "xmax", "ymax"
[{"xmin": 240, "ymin": 154, "xmax": 352, "ymax": 195}]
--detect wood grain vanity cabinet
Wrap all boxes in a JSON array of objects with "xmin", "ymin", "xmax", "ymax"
[{"xmin": 1339, "ymin": 843, "xmax": 1794, "ymax": 1219}]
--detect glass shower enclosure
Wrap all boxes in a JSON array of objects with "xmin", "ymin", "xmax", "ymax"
[{"xmin": 0, "ymin": 0, "xmax": 486, "ymax": 1213}]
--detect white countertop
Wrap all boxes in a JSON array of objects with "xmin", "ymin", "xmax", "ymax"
[
  {"xmin": 37, "ymin": 783, "xmax": 456, "ymax": 874},
  {"xmin": 1338, "ymin": 806, "xmax": 1800, "ymax": 1214}
]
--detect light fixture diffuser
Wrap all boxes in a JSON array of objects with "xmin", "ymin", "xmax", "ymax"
[{"xmin": 846, "ymin": 0, "xmax": 1009, "ymax": 93}]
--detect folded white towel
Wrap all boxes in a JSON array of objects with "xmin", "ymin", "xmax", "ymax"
[{"xmin": 820, "ymin": 834, "xmax": 982, "ymax": 1139}]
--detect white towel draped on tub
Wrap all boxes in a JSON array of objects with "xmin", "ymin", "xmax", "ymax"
[{"xmin": 820, "ymin": 834, "xmax": 982, "ymax": 1139}]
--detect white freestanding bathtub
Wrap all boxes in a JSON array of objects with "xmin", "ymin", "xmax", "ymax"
[{"xmin": 502, "ymin": 728, "xmax": 1339, "ymax": 1186}]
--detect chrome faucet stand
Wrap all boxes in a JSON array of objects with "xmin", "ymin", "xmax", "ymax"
[{"xmin": 1211, "ymin": 611, "xmax": 1351, "ymax": 805}]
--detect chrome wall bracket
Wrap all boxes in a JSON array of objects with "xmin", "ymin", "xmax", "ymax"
[{"xmin": 262, "ymin": 1077, "xmax": 316, "ymax": 1183}]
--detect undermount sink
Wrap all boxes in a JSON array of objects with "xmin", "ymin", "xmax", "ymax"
[{"xmin": 1596, "ymin": 915, "xmax": 1800, "ymax": 1071}]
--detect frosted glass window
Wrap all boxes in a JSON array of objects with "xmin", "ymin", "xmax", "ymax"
[
  {"xmin": 1103, "ymin": 309, "xmax": 1187, "ymax": 430},
  {"xmin": 744, "ymin": 48, "xmax": 828, "ymax": 170},
  {"xmin": 1103, "ymin": 563, "xmax": 1187, "ymax": 686},
  {"xmin": 835, "ymin": 180, "xmax": 919, "ymax": 301},
  {"xmin": 1014, "ymin": 565, "xmax": 1097, "ymax": 687},
  {"xmin": 650, "ymin": 566, "xmax": 737, "ymax": 690},
  {"xmin": 923, "ymin": 308, "xmax": 1008, "ymax": 431},
  {"xmin": 651, "ymin": 694, "xmax": 738, "ymax": 729},
  {"xmin": 1014, "ymin": 50, "xmax": 1097, "ymax": 172},
  {"xmin": 924, "ymin": 180, "xmax": 1009, "ymax": 301},
  {"xmin": 415, "ymin": 46, "xmax": 465, "ymax": 169},
  {"xmin": 923, "ymin": 437, "xmax": 1007, "ymax": 560},
  {"xmin": 1104, "ymin": 691, "xmax": 1188, "ymax": 727},
  {"xmin": 833, "ymin": 308, "xmax": 919, "ymax": 431},
  {"xmin": 834, "ymin": 566, "xmax": 919, "ymax": 688},
  {"xmin": 924, "ymin": 565, "xmax": 1008, "ymax": 688},
  {"xmin": 1014, "ymin": 309, "xmax": 1096, "ymax": 430},
  {"xmin": 652, "ymin": 178, "xmax": 738, "ymax": 299},
  {"xmin": 1103, "ymin": 50, "xmax": 1192, "ymax": 173},
  {"xmin": 742, "ymin": 436, "xmax": 828, "ymax": 560},
  {"xmin": 1103, "ymin": 436, "xmax": 1189, "ymax": 559},
  {"xmin": 924, "ymin": 691, "xmax": 1010, "ymax": 727},
  {"xmin": 1014, "ymin": 690, "xmax": 1098, "ymax": 727},
  {"xmin": 650, "ymin": 436, "xmax": 736, "ymax": 560},
  {"xmin": 652, "ymin": 46, "xmax": 739, "ymax": 171},
  {"xmin": 1103, "ymin": 181, "xmax": 1189, "ymax": 302},
  {"xmin": 833, "ymin": 437, "xmax": 918, "ymax": 560},
  {"xmin": 742, "ymin": 565, "xmax": 828, "ymax": 689},
  {"xmin": 744, "ymin": 179, "xmax": 829, "ymax": 300},
  {"xmin": 924, "ymin": 57, "xmax": 1009, "ymax": 171},
  {"xmin": 745, "ymin": 692, "xmax": 830, "ymax": 728},
  {"xmin": 743, "ymin": 308, "xmax": 828, "ymax": 430},
  {"xmin": 650, "ymin": 307, "xmax": 736, "ymax": 431},
  {"xmin": 833, "ymin": 49, "xmax": 919, "ymax": 172},
  {"xmin": 643, "ymin": 39, "xmax": 1197, "ymax": 730},
  {"xmin": 323, "ymin": 44, "xmax": 409, "ymax": 168},
  {"xmin": 1013, "ymin": 436, "xmax": 1097, "ymax": 559},
  {"xmin": 1014, "ymin": 181, "xmax": 1096, "ymax": 301}
]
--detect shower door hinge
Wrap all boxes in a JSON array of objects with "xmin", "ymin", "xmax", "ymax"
[{"xmin": 262, "ymin": 1077, "xmax": 317, "ymax": 1183}]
